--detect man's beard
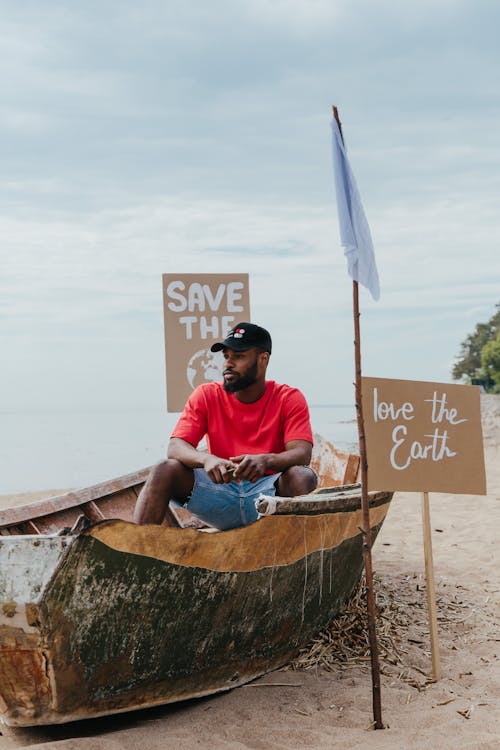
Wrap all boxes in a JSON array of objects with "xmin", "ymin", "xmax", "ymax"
[{"xmin": 223, "ymin": 361, "xmax": 258, "ymax": 393}]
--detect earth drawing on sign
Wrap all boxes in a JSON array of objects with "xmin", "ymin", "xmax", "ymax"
[{"xmin": 187, "ymin": 349, "xmax": 223, "ymax": 390}]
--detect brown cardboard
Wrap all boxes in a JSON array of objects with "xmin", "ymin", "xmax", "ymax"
[
  {"xmin": 361, "ymin": 377, "xmax": 486, "ymax": 494},
  {"xmin": 163, "ymin": 274, "xmax": 250, "ymax": 412}
]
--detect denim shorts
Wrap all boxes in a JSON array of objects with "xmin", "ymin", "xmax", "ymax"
[{"xmin": 186, "ymin": 469, "xmax": 281, "ymax": 531}]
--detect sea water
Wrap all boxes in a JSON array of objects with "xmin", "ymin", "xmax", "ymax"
[{"xmin": 0, "ymin": 405, "xmax": 357, "ymax": 494}]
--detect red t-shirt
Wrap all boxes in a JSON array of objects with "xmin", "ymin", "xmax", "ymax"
[{"xmin": 171, "ymin": 380, "xmax": 313, "ymax": 460}]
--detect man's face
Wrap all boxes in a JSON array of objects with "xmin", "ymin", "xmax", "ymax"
[{"xmin": 222, "ymin": 347, "xmax": 265, "ymax": 393}]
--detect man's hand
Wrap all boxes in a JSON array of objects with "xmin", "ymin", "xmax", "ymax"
[
  {"xmin": 203, "ymin": 454, "xmax": 237, "ymax": 484},
  {"xmin": 230, "ymin": 454, "xmax": 270, "ymax": 483}
]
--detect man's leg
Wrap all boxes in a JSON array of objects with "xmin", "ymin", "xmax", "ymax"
[
  {"xmin": 134, "ymin": 459, "xmax": 194, "ymax": 526},
  {"xmin": 275, "ymin": 465, "xmax": 317, "ymax": 497}
]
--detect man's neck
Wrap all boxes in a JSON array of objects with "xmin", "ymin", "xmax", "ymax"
[{"xmin": 233, "ymin": 380, "xmax": 267, "ymax": 404}]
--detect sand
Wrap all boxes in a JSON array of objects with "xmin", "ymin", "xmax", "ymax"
[{"xmin": 1, "ymin": 396, "xmax": 499, "ymax": 749}]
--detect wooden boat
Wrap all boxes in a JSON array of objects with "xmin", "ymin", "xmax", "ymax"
[{"xmin": 0, "ymin": 437, "xmax": 392, "ymax": 727}]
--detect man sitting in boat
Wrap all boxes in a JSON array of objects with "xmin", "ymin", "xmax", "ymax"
[{"xmin": 134, "ymin": 322, "xmax": 317, "ymax": 530}]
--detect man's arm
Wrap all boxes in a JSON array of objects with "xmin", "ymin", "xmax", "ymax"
[
  {"xmin": 230, "ymin": 439, "xmax": 312, "ymax": 483},
  {"xmin": 168, "ymin": 437, "xmax": 236, "ymax": 484}
]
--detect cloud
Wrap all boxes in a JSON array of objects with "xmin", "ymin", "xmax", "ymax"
[
  {"xmin": 0, "ymin": 0, "xmax": 499, "ymax": 419},
  {"xmin": 1, "ymin": 176, "xmax": 498, "ymax": 413}
]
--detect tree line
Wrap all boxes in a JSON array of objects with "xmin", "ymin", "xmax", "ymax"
[{"xmin": 452, "ymin": 303, "xmax": 500, "ymax": 391}]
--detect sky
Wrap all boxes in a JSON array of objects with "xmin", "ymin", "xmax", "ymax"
[{"xmin": 1, "ymin": 0, "xmax": 499, "ymax": 422}]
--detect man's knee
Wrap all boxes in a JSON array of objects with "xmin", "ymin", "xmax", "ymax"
[
  {"xmin": 147, "ymin": 458, "xmax": 194, "ymax": 496},
  {"xmin": 135, "ymin": 459, "xmax": 194, "ymax": 525},
  {"xmin": 150, "ymin": 458, "xmax": 185, "ymax": 482},
  {"xmin": 277, "ymin": 465, "xmax": 317, "ymax": 497}
]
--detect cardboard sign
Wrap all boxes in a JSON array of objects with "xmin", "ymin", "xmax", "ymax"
[
  {"xmin": 163, "ymin": 273, "xmax": 250, "ymax": 412},
  {"xmin": 362, "ymin": 377, "xmax": 486, "ymax": 494}
]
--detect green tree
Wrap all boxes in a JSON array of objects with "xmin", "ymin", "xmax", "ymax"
[
  {"xmin": 481, "ymin": 335, "xmax": 500, "ymax": 386},
  {"xmin": 452, "ymin": 303, "xmax": 500, "ymax": 387}
]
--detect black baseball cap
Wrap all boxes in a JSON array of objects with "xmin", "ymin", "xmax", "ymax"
[{"xmin": 210, "ymin": 322, "xmax": 272, "ymax": 354}]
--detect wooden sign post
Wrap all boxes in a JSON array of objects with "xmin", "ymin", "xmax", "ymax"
[
  {"xmin": 332, "ymin": 105, "xmax": 384, "ymax": 729},
  {"xmin": 421, "ymin": 491, "xmax": 441, "ymax": 680},
  {"xmin": 361, "ymin": 377, "xmax": 487, "ymax": 680}
]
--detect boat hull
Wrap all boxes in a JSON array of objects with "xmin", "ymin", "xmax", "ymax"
[{"xmin": 0, "ymin": 499, "xmax": 390, "ymax": 726}]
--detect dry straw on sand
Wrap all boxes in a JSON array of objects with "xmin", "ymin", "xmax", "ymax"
[{"xmin": 288, "ymin": 572, "xmax": 499, "ymax": 693}]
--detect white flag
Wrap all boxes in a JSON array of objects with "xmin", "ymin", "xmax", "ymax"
[{"xmin": 331, "ymin": 118, "xmax": 380, "ymax": 300}]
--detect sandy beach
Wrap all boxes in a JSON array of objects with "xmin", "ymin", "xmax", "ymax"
[{"xmin": 0, "ymin": 396, "xmax": 498, "ymax": 749}]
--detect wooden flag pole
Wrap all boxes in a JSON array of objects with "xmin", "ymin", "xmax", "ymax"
[
  {"xmin": 421, "ymin": 492, "xmax": 442, "ymax": 681},
  {"xmin": 332, "ymin": 105, "xmax": 384, "ymax": 730}
]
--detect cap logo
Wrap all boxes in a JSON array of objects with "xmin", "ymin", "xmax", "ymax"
[{"xmin": 209, "ymin": 322, "xmax": 271, "ymax": 355}]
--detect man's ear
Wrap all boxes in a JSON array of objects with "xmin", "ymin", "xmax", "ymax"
[{"xmin": 260, "ymin": 351, "xmax": 270, "ymax": 366}]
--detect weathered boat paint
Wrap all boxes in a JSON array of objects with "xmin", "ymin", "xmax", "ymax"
[
  {"xmin": 40, "ymin": 526, "xmax": 375, "ymax": 719},
  {"xmin": 0, "ymin": 536, "xmax": 72, "ymax": 721},
  {"xmin": 0, "ymin": 496, "xmax": 390, "ymax": 726}
]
